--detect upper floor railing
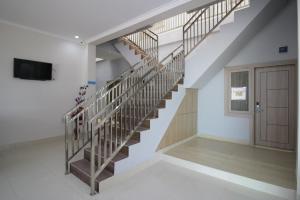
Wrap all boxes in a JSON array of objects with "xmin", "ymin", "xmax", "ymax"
[
  {"xmin": 150, "ymin": 0, "xmax": 249, "ymax": 34},
  {"xmin": 123, "ymin": 29, "xmax": 159, "ymax": 61},
  {"xmin": 183, "ymin": 0, "xmax": 246, "ymax": 56}
]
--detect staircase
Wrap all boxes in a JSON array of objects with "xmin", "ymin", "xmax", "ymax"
[{"xmin": 64, "ymin": 0, "xmax": 250, "ymax": 195}]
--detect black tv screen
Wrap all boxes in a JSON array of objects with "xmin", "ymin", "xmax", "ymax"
[{"xmin": 14, "ymin": 58, "xmax": 52, "ymax": 80}]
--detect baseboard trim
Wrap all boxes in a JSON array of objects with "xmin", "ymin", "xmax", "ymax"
[
  {"xmin": 198, "ymin": 133, "xmax": 250, "ymax": 146},
  {"xmin": 158, "ymin": 135, "xmax": 198, "ymax": 153},
  {"xmin": 0, "ymin": 135, "xmax": 64, "ymax": 152},
  {"xmin": 160, "ymin": 154, "xmax": 296, "ymax": 200}
]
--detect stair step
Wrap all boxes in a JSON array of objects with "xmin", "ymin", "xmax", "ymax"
[
  {"xmin": 84, "ymin": 148, "xmax": 128, "ymax": 173},
  {"xmin": 178, "ymin": 78, "xmax": 184, "ymax": 85},
  {"xmin": 118, "ymin": 116, "xmax": 150, "ymax": 128},
  {"xmin": 70, "ymin": 159, "xmax": 113, "ymax": 192},
  {"xmin": 92, "ymin": 130, "xmax": 142, "ymax": 155},
  {"xmin": 69, "ymin": 77, "xmax": 181, "ymax": 193},
  {"xmin": 84, "ymin": 116, "xmax": 147, "ymax": 175},
  {"xmin": 164, "ymin": 91, "xmax": 172, "ymax": 99},
  {"xmin": 85, "ymin": 147, "xmax": 129, "ymax": 162},
  {"xmin": 172, "ymin": 85, "xmax": 178, "ymax": 92},
  {"xmin": 125, "ymin": 100, "xmax": 166, "ymax": 108},
  {"xmin": 109, "ymin": 124, "xmax": 149, "ymax": 133}
]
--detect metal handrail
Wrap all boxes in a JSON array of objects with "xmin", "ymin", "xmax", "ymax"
[
  {"xmin": 69, "ymin": 56, "xmax": 154, "ymax": 122},
  {"xmin": 64, "ymin": 30, "xmax": 159, "ymax": 175},
  {"xmin": 89, "ymin": 61, "xmax": 159, "ymax": 124},
  {"xmin": 123, "ymin": 29, "xmax": 159, "ymax": 61},
  {"xmin": 150, "ymin": 0, "xmax": 249, "ymax": 34},
  {"xmin": 64, "ymin": 60, "xmax": 142, "ymax": 119},
  {"xmin": 64, "ymin": 56, "xmax": 157, "ymax": 171},
  {"xmin": 88, "ymin": 45, "xmax": 184, "ymax": 194},
  {"xmin": 65, "ymin": 28, "xmax": 158, "ymax": 120},
  {"xmin": 183, "ymin": 0, "xmax": 246, "ymax": 57}
]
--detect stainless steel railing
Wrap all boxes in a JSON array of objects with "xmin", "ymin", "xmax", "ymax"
[
  {"xmin": 150, "ymin": 0, "xmax": 249, "ymax": 34},
  {"xmin": 183, "ymin": 0, "xmax": 246, "ymax": 56},
  {"xmin": 65, "ymin": 29, "xmax": 159, "ymax": 173},
  {"xmin": 123, "ymin": 29, "xmax": 159, "ymax": 61},
  {"xmin": 88, "ymin": 45, "xmax": 184, "ymax": 194},
  {"xmin": 64, "ymin": 55, "xmax": 158, "ymax": 173}
]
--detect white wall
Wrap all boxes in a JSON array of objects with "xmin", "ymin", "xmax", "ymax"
[
  {"xmin": 198, "ymin": 69, "xmax": 251, "ymax": 143},
  {"xmin": 228, "ymin": 0, "xmax": 297, "ymax": 66},
  {"xmin": 198, "ymin": 0, "xmax": 297, "ymax": 144},
  {"xmin": 0, "ymin": 22, "xmax": 87, "ymax": 147},
  {"xmin": 157, "ymin": 13, "xmax": 235, "ymax": 61},
  {"xmin": 96, "ymin": 58, "xmax": 130, "ymax": 89},
  {"xmin": 113, "ymin": 42, "xmax": 141, "ymax": 66},
  {"xmin": 159, "ymin": 41, "xmax": 182, "ymax": 61}
]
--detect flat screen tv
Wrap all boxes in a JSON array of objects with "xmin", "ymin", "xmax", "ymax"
[{"xmin": 14, "ymin": 58, "xmax": 52, "ymax": 81}]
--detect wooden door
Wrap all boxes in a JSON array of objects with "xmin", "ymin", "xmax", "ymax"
[{"xmin": 255, "ymin": 65, "xmax": 296, "ymax": 150}]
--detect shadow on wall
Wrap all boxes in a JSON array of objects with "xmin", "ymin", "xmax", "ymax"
[{"xmin": 96, "ymin": 58, "xmax": 130, "ymax": 89}]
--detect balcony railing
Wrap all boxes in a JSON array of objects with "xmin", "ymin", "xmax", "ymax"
[{"xmin": 150, "ymin": 0, "xmax": 250, "ymax": 34}]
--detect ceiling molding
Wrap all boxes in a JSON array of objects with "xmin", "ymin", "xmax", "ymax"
[
  {"xmin": 86, "ymin": 0, "xmax": 215, "ymax": 45},
  {"xmin": 0, "ymin": 0, "xmax": 215, "ymax": 46},
  {"xmin": 0, "ymin": 18, "xmax": 80, "ymax": 44}
]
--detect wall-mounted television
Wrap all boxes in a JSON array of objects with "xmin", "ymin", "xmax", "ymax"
[{"xmin": 14, "ymin": 58, "xmax": 52, "ymax": 81}]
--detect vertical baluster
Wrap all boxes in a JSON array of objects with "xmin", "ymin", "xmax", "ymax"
[
  {"xmin": 124, "ymin": 101, "xmax": 127, "ymax": 141},
  {"xmin": 205, "ymin": 9, "xmax": 207, "ymax": 35},
  {"xmin": 144, "ymin": 82, "xmax": 150, "ymax": 117},
  {"xmin": 221, "ymin": 1, "xmax": 223, "ymax": 19},
  {"xmin": 120, "ymin": 106, "xmax": 123, "ymax": 144},
  {"xmin": 226, "ymin": 0, "xmax": 229, "ymax": 13},
  {"xmin": 90, "ymin": 124, "xmax": 95, "ymax": 195},
  {"xmin": 188, "ymin": 28, "xmax": 190, "ymax": 54},
  {"xmin": 196, "ymin": 16, "xmax": 199, "ymax": 43},
  {"xmin": 193, "ymin": 19, "xmax": 198, "ymax": 47},
  {"xmin": 133, "ymin": 93, "xmax": 135, "ymax": 129},
  {"xmin": 65, "ymin": 117, "xmax": 69, "ymax": 174},
  {"xmin": 110, "ymin": 117, "xmax": 113, "ymax": 156},
  {"xmin": 76, "ymin": 114, "xmax": 80, "ymax": 151},
  {"xmin": 115, "ymin": 112, "xmax": 118, "ymax": 150},
  {"xmin": 140, "ymin": 88, "xmax": 143, "ymax": 120},
  {"xmin": 82, "ymin": 112, "xmax": 85, "ymax": 145},
  {"xmin": 209, "ymin": 6, "xmax": 212, "ymax": 31},
  {"xmin": 71, "ymin": 119, "xmax": 75, "ymax": 155},
  {"xmin": 103, "ymin": 121, "xmax": 107, "ymax": 162}
]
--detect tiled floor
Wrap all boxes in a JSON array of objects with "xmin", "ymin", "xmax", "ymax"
[
  {"xmin": 166, "ymin": 137, "xmax": 297, "ymax": 189},
  {"xmin": 0, "ymin": 138, "xmax": 289, "ymax": 200}
]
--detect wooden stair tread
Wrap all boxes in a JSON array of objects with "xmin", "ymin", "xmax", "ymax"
[
  {"xmin": 84, "ymin": 148, "xmax": 128, "ymax": 163},
  {"xmin": 108, "ymin": 124, "xmax": 149, "ymax": 133},
  {"xmin": 70, "ymin": 159, "xmax": 113, "ymax": 184}
]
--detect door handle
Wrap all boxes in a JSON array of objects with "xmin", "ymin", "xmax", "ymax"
[{"xmin": 255, "ymin": 102, "xmax": 263, "ymax": 112}]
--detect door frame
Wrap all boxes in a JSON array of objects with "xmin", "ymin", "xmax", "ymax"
[{"xmin": 225, "ymin": 59, "xmax": 297, "ymax": 150}]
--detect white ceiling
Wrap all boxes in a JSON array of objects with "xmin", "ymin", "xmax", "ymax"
[{"xmin": 0, "ymin": 0, "xmax": 175, "ymax": 41}]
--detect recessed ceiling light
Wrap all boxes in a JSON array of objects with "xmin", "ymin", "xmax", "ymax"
[
  {"xmin": 74, "ymin": 35, "xmax": 80, "ymax": 39},
  {"xmin": 96, "ymin": 58, "xmax": 104, "ymax": 62}
]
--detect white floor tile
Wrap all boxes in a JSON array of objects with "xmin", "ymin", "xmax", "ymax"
[{"xmin": 0, "ymin": 138, "xmax": 289, "ymax": 200}]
